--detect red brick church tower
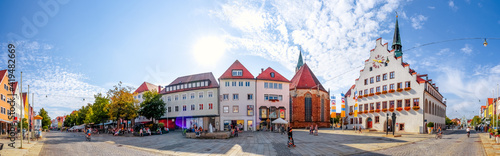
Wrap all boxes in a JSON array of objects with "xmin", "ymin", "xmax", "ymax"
[{"xmin": 289, "ymin": 51, "xmax": 331, "ymax": 128}]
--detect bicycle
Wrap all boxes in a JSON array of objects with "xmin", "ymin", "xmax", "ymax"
[
  {"xmin": 86, "ymin": 133, "xmax": 91, "ymax": 141},
  {"xmin": 435, "ymin": 132, "xmax": 442, "ymax": 139}
]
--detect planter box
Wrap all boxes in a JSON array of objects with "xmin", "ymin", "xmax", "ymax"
[
  {"xmin": 349, "ymin": 112, "xmax": 353, "ymax": 115},
  {"xmin": 375, "ymin": 92, "xmax": 381, "ymax": 95},
  {"xmin": 397, "ymin": 88, "xmax": 403, "ymax": 92},
  {"xmin": 388, "ymin": 90, "xmax": 395, "ymax": 93},
  {"xmin": 368, "ymin": 93, "xmax": 374, "ymax": 96},
  {"xmin": 363, "ymin": 94, "xmax": 369, "ymax": 97},
  {"xmin": 382, "ymin": 108, "xmax": 387, "ymax": 112},
  {"xmin": 404, "ymin": 107, "xmax": 411, "ymax": 111},
  {"xmin": 396, "ymin": 107, "xmax": 403, "ymax": 111},
  {"xmin": 382, "ymin": 91, "xmax": 388, "ymax": 94},
  {"xmin": 428, "ymin": 127, "xmax": 433, "ymax": 134},
  {"xmin": 412, "ymin": 106, "xmax": 420, "ymax": 111},
  {"xmin": 404, "ymin": 87, "xmax": 411, "ymax": 91},
  {"xmin": 375, "ymin": 109, "xmax": 381, "ymax": 113},
  {"xmin": 369, "ymin": 110, "xmax": 374, "ymax": 113},
  {"xmin": 358, "ymin": 95, "xmax": 363, "ymax": 99},
  {"xmin": 364, "ymin": 110, "xmax": 368, "ymax": 113},
  {"xmin": 389, "ymin": 108, "xmax": 394, "ymax": 112}
]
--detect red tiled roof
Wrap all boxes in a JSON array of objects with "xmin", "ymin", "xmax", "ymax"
[
  {"xmin": 416, "ymin": 77, "xmax": 426, "ymax": 84},
  {"xmin": 289, "ymin": 63, "xmax": 326, "ymax": 92},
  {"xmin": 160, "ymin": 72, "xmax": 219, "ymax": 94},
  {"xmin": 11, "ymin": 82, "xmax": 18, "ymax": 93},
  {"xmin": 219, "ymin": 60, "xmax": 254, "ymax": 79},
  {"xmin": 0, "ymin": 70, "xmax": 6, "ymax": 83},
  {"xmin": 488, "ymin": 98, "xmax": 494, "ymax": 105},
  {"xmin": 134, "ymin": 82, "xmax": 158, "ymax": 94},
  {"xmin": 256, "ymin": 67, "xmax": 289, "ymax": 82}
]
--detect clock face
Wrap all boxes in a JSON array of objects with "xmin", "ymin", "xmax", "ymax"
[{"xmin": 372, "ymin": 55, "xmax": 385, "ymax": 68}]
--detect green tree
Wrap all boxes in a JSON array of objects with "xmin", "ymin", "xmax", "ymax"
[
  {"xmin": 445, "ymin": 116, "xmax": 452, "ymax": 126},
  {"xmin": 138, "ymin": 90, "xmax": 166, "ymax": 123},
  {"xmin": 38, "ymin": 108, "xmax": 51, "ymax": 128},
  {"xmin": 18, "ymin": 118, "xmax": 28, "ymax": 129},
  {"xmin": 106, "ymin": 82, "xmax": 139, "ymax": 127},
  {"xmin": 91, "ymin": 93, "xmax": 110, "ymax": 126},
  {"xmin": 471, "ymin": 116, "xmax": 481, "ymax": 126},
  {"xmin": 84, "ymin": 105, "xmax": 94, "ymax": 124}
]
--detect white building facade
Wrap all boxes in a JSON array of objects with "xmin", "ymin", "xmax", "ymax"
[
  {"xmin": 160, "ymin": 72, "xmax": 219, "ymax": 131},
  {"xmin": 219, "ymin": 60, "xmax": 256, "ymax": 131},
  {"xmin": 345, "ymin": 17, "xmax": 446, "ymax": 134}
]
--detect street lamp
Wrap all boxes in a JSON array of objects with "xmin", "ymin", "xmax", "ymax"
[{"xmin": 386, "ymin": 113, "xmax": 389, "ymax": 135}]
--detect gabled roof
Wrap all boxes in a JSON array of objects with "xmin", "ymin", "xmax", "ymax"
[
  {"xmin": 0, "ymin": 70, "xmax": 7, "ymax": 84},
  {"xmin": 289, "ymin": 63, "xmax": 326, "ymax": 92},
  {"xmin": 11, "ymin": 82, "xmax": 18, "ymax": 93},
  {"xmin": 161, "ymin": 72, "xmax": 219, "ymax": 94},
  {"xmin": 134, "ymin": 82, "xmax": 158, "ymax": 94},
  {"xmin": 256, "ymin": 67, "xmax": 290, "ymax": 82},
  {"xmin": 219, "ymin": 60, "xmax": 254, "ymax": 79}
]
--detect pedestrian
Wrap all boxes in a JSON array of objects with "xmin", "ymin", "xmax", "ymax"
[{"xmin": 314, "ymin": 124, "xmax": 318, "ymax": 136}]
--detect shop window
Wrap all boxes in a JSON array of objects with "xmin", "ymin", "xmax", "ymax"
[
  {"xmin": 399, "ymin": 123, "xmax": 405, "ymax": 131},
  {"xmin": 350, "ymin": 118, "xmax": 353, "ymax": 124},
  {"xmin": 375, "ymin": 116, "xmax": 379, "ymax": 123},
  {"xmin": 359, "ymin": 118, "xmax": 362, "ymax": 124}
]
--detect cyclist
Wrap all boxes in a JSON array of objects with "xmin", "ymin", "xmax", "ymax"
[
  {"xmin": 436, "ymin": 126, "xmax": 442, "ymax": 139},
  {"xmin": 466, "ymin": 126, "xmax": 470, "ymax": 138},
  {"xmin": 86, "ymin": 128, "xmax": 91, "ymax": 140}
]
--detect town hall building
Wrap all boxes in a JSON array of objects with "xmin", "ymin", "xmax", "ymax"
[{"xmin": 345, "ymin": 16, "xmax": 446, "ymax": 134}]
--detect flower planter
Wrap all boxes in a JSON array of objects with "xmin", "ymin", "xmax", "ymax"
[
  {"xmin": 358, "ymin": 111, "xmax": 363, "ymax": 114},
  {"xmin": 375, "ymin": 109, "xmax": 381, "ymax": 113},
  {"xmin": 368, "ymin": 93, "xmax": 374, "ymax": 96},
  {"xmin": 396, "ymin": 107, "xmax": 403, "ymax": 111},
  {"xmin": 389, "ymin": 108, "xmax": 394, "ymax": 112},
  {"xmin": 388, "ymin": 89, "xmax": 395, "ymax": 93},
  {"xmin": 375, "ymin": 92, "xmax": 381, "ymax": 95},
  {"xmin": 364, "ymin": 110, "xmax": 368, "ymax": 113},
  {"xmin": 349, "ymin": 112, "xmax": 353, "ymax": 115},
  {"xmin": 404, "ymin": 87, "xmax": 411, "ymax": 91},
  {"xmin": 363, "ymin": 94, "xmax": 368, "ymax": 97},
  {"xmin": 397, "ymin": 88, "xmax": 403, "ymax": 92},
  {"xmin": 358, "ymin": 95, "xmax": 363, "ymax": 99},
  {"xmin": 369, "ymin": 110, "xmax": 374, "ymax": 113},
  {"xmin": 382, "ymin": 108, "xmax": 387, "ymax": 112},
  {"xmin": 412, "ymin": 106, "xmax": 420, "ymax": 111},
  {"xmin": 382, "ymin": 91, "xmax": 388, "ymax": 94},
  {"xmin": 428, "ymin": 127, "xmax": 433, "ymax": 134},
  {"xmin": 404, "ymin": 107, "xmax": 411, "ymax": 111}
]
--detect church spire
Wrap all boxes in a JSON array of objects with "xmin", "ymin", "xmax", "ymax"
[
  {"xmin": 392, "ymin": 13, "xmax": 402, "ymax": 58},
  {"xmin": 296, "ymin": 46, "xmax": 304, "ymax": 73}
]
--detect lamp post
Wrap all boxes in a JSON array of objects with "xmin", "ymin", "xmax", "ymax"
[{"xmin": 392, "ymin": 112, "xmax": 396, "ymax": 136}]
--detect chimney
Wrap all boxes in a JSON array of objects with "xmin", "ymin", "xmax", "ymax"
[{"xmin": 261, "ymin": 68, "xmax": 264, "ymax": 73}]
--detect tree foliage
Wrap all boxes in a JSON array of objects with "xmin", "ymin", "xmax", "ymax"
[
  {"xmin": 18, "ymin": 118, "xmax": 28, "ymax": 129},
  {"xmin": 106, "ymin": 82, "xmax": 139, "ymax": 121},
  {"xmin": 39, "ymin": 108, "xmax": 51, "ymax": 128},
  {"xmin": 445, "ymin": 116, "xmax": 452, "ymax": 125},
  {"xmin": 471, "ymin": 116, "xmax": 482, "ymax": 126},
  {"xmin": 91, "ymin": 93, "xmax": 110, "ymax": 125},
  {"xmin": 138, "ymin": 90, "xmax": 166, "ymax": 123}
]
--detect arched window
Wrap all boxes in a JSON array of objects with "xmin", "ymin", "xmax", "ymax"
[{"xmin": 305, "ymin": 94, "xmax": 312, "ymax": 122}]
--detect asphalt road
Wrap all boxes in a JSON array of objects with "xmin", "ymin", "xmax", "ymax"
[
  {"xmin": 39, "ymin": 131, "xmax": 156, "ymax": 156},
  {"xmin": 356, "ymin": 129, "xmax": 486, "ymax": 156}
]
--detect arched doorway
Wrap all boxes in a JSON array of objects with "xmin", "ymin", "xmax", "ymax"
[{"xmin": 366, "ymin": 118, "xmax": 373, "ymax": 129}]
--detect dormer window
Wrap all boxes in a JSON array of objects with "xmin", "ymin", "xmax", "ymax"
[
  {"xmin": 232, "ymin": 70, "xmax": 243, "ymax": 76},
  {"xmin": 270, "ymin": 72, "xmax": 275, "ymax": 78}
]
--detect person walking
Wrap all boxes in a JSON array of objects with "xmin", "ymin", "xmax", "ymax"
[{"xmin": 287, "ymin": 125, "xmax": 295, "ymax": 147}]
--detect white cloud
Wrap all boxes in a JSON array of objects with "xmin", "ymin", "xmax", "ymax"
[
  {"xmin": 211, "ymin": 0, "xmax": 401, "ymax": 92},
  {"xmin": 491, "ymin": 65, "xmax": 500, "ymax": 74},
  {"xmin": 1, "ymin": 41, "xmax": 105, "ymax": 119},
  {"xmin": 410, "ymin": 14, "xmax": 428, "ymax": 29},
  {"xmin": 449, "ymin": 0, "xmax": 458, "ymax": 11},
  {"xmin": 428, "ymin": 6, "xmax": 435, "ymax": 9},
  {"xmin": 460, "ymin": 44, "xmax": 472, "ymax": 54},
  {"xmin": 437, "ymin": 48, "xmax": 450, "ymax": 55}
]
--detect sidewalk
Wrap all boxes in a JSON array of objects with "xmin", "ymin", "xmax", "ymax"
[
  {"xmin": 478, "ymin": 133, "xmax": 500, "ymax": 156},
  {"xmin": 0, "ymin": 134, "xmax": 45, "ymax": 156}
]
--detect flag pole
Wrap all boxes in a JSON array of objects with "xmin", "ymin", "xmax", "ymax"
[{"xmin": 20, "ymin": 72, "xmax": 23, "ymax": 148}]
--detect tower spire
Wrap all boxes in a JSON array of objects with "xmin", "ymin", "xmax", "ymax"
[
  {"xmin": 296, "ymin": 46, "xmax": 304, "ymax": 73},
  {"xmin": 392, "ymin": 12, "xmax": 402, "ymax": 58}
]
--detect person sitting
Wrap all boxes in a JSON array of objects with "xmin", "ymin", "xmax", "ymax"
[
  {"xmin": 139, "ymin": 128, "xmax": 143, "ymax": 136},
  {"xmin": 114, "ymin": 129, "xmax": 120, "ymax": 136},
  {"xmin": 147, "ymin": 128, "xmax": 151, "ymax": 136}
]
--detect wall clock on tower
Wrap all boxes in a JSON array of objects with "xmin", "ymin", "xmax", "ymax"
[{"xmin": 372, "ymin": 55, "xmax": 387, "ymax": 68}]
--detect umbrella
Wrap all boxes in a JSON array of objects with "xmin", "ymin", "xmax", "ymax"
[{"xmin": 271, "ymin": 118, "xmax": 288, "ymax": 124}]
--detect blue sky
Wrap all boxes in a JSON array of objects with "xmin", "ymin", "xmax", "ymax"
[{"xmin": 0, "ymin": 0, "xmax": 499, "ymax": 120}]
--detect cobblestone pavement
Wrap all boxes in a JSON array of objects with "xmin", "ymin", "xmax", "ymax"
[
  {"xmin": 39, "ymin": 131, "xmax": 157, "ymax": 156},
  {"xmin": 357, "ymin": 130, "xmax": 486, "ymax": 156},
  {"xmin": 43, "ymin": 128, "xmax": 439, "ymax": 156}
]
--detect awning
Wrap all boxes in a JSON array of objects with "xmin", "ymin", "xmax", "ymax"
[
  {"xmin": 271, "ymin": 118, "xmax": 288, "ymax": 124},
  {"xmin": 0, "ymin": 119, "xmax": 13, "ymax": 123}
]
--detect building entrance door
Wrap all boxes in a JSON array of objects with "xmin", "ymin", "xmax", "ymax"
[{"xmin": 367, "ymin": 118, "xmax": 373, "ymax": 129}]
